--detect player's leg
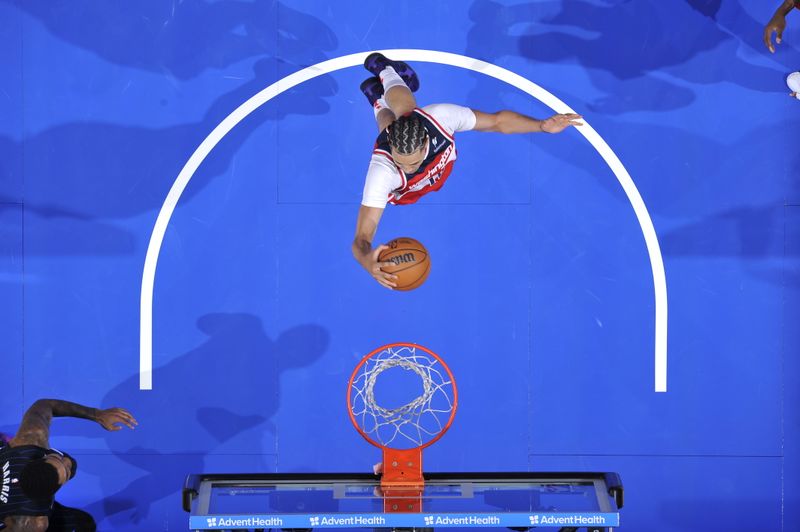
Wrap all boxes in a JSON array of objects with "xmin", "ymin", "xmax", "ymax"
[
  {"xmin": 381, "ymin": 69, "xmax": 416, "ymax": 117},
  {"xmin": 375, "ymin": 106, "xmax": 396, "ymax": 132},
  {"xmin": 364, "ymin": 53, "xmax": 419, "ymax": 116},
  {"xmin": 360, "ymin": 77, "xmax": 396, "ymax": 132}
]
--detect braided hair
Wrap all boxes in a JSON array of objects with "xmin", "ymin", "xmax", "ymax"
[{"xmin": 387, "ymin": 113, "xmax": 428, "ymax": 155}]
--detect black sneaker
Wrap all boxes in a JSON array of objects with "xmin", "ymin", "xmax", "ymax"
[
  {"xmin": 359, "ymin": 76, "xmax": 384, "ymax": 106},
  {"xmin": 363, "ymin": 52, "xmax": 420, "ymax": 92}
]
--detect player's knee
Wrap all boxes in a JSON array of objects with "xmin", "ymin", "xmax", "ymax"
[{"xmin": 385, "ymin": 86, "xmax": 416, "ymax": 112}]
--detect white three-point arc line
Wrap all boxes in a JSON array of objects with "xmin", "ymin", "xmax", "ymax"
[{"xmin": 139, "ymin": 49, "xmax": 668, "ymax": 392}]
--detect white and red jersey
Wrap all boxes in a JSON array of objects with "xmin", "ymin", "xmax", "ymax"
[{"xmin": 361, "ymin": 104, "xmax": 477, "ymax": 208}]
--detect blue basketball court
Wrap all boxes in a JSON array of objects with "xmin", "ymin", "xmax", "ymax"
[{"xmin": 1, "ymin": 0, "xmax": 799, "ymax": 530}]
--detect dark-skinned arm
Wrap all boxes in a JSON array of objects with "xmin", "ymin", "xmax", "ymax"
[
  {"xmin": 764, "ymin": 0, "xmax": 798, "ymax": 52},
  {"xmin": 12, "ymin": 399, "xmax": 137, "ymax": 448}
]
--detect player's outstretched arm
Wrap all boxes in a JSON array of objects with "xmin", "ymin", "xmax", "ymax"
[
  {"xmin": 352, "ymin": 205, "xmax": 397, "ymax": 289},
  {"xmin": 12, "ymin": 399, "xmax": 138, "ymax": 447},
  {"xmin": 765, "ymin": 0, "xmax": 796, "ymax": 52},
  {"xmin": 471, "ymin": 109, "xmax": 582, "ymax": 134}
]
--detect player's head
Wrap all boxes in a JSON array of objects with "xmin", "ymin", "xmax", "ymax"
[
  {"xmin": 19, "ymin": 454, "xmax": 75, "ymax": 499},
  {"xmin": 388, "ymin": 114, "xmax": 428, "ymax": 174}
]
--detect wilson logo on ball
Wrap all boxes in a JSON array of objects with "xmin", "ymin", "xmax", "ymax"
[
  {"xmin": 379, "ymin": 237, "xmax": 431, "ymax": 291},
  {"xmin": 389, "ymin": 253, "xmax": 416, "ymax": 265}
]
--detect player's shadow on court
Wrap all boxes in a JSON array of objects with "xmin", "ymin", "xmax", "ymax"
[
  {"xmin": 0, "ymin": 57, "xmax": 337, "ymax": 255},
  {"xmin": 6, "ymin": 0, "xmax": 337, "ymax": 79},
  {"xmin": 659, "ymin": 205, "xmax": 800, "ymax": 288},
  {"xmin": 80, "ymin": 313, "xmax": 329, "ymax": 526},
  {"xmin": 530, "ymin": 115, "xmax": 800, "ymax": 218},
  {"xmin": 684, "ymin": 0, "xmax": 722, "ymax": 19},
  {"xmin": 660, "ymin": 205, "xmax": 789, "ymax": 258},
  {"xmin": 466, "ymin": 0, "xmax": 792, "ymax": 114},
  {"xmin": 0, "ymin": 203, "xmax": 135, "ymax": 256}
]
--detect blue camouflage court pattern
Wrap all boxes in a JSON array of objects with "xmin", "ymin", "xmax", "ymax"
[{"xmin": 0, "ymin": 0, "xmax": 798, "ymax": 530}]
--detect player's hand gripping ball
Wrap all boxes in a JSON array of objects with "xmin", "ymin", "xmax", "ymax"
[{"xmin": 378, "ymin": 237, "xmax": 430, "ymax": 291}]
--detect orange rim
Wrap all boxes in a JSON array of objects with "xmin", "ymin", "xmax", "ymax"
[{"xmin": 347, "ymin": 342, "xmax": 458, "ymax": 451}]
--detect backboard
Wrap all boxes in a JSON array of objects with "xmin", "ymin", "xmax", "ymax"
[{"xmin": 183, "ymin": 472, "xmax": 623, "ymax": 531}]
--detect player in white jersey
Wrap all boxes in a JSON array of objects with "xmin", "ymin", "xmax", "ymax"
[{"xmin": 352, "ymin": 53, "xmax": 583, "ymax": 288}]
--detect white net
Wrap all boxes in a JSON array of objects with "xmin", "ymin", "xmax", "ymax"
[{"xmin": 349, "ymin": 345, "xmax": 456, "ymax": 450}]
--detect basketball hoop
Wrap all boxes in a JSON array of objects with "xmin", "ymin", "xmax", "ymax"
[{"xmin": 347, "ymin": 343, "xmax": 457, "ymax": 510}]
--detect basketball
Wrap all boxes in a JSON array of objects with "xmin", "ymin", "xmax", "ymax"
[{"xmin": 378, "ymin": 237, "xmax": 430, "ymax": 291}]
